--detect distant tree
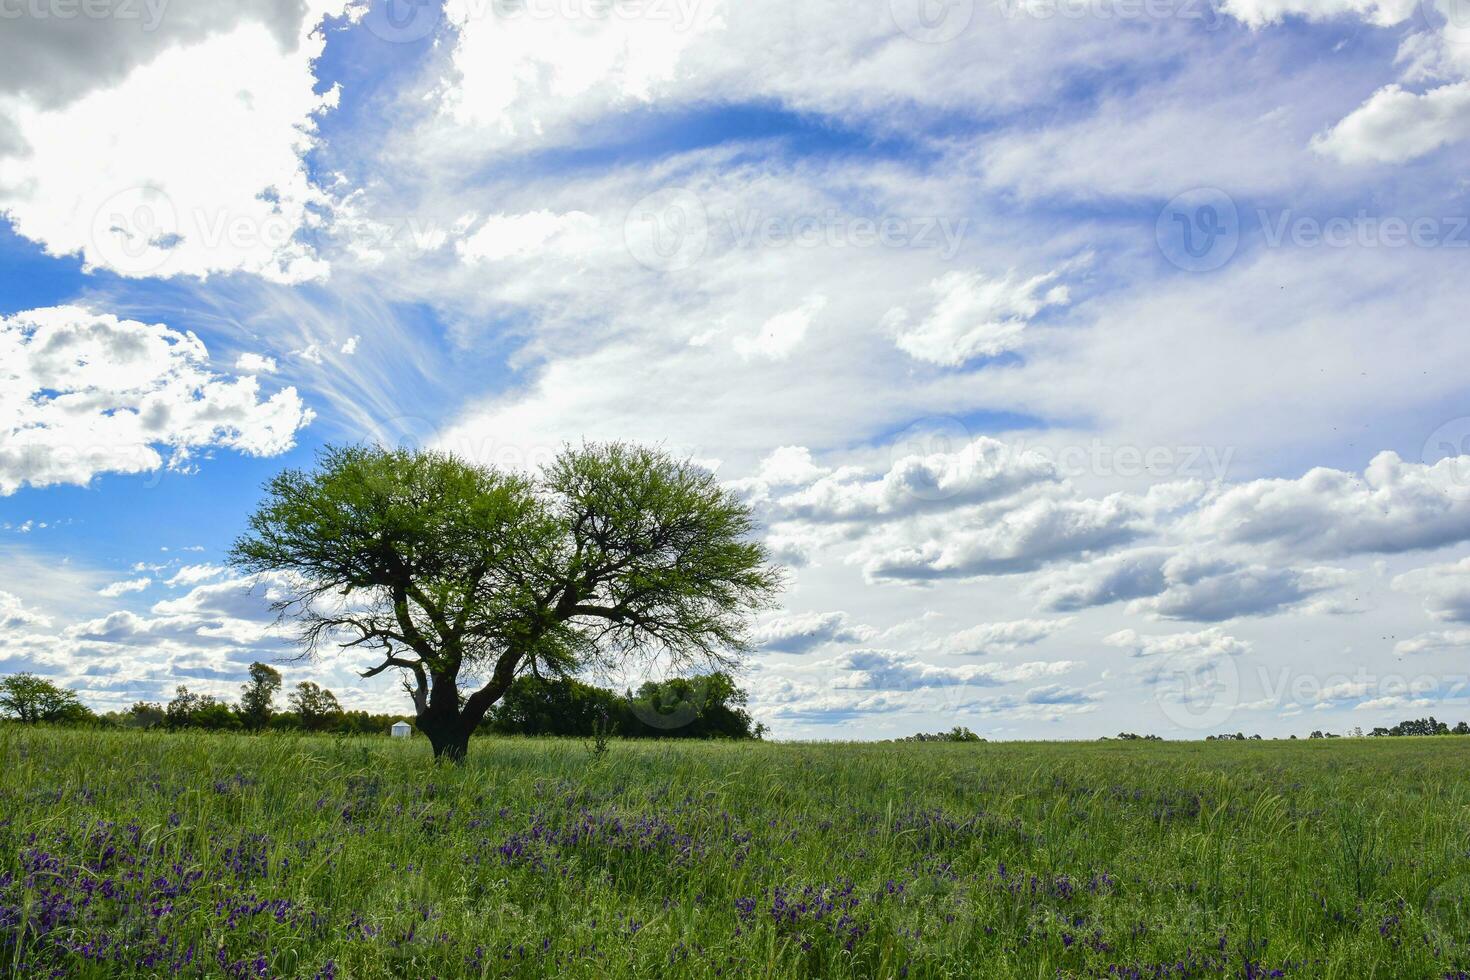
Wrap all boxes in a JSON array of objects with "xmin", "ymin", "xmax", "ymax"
[
  {"xmin": 627, "ymin": 672, "xmax": 760, "ymax": 739},
  {"xmin": 1370, "ymin": 716, "xmax": 1455, "ymax": 737},
  {"xmin": 166, "ymin": 686, "xmax": 238, "ymax": 730},
  {"xmin": 486, "ymin": 675, "xmax": 626, "ymax": 737},
  {"xmin": 1456, "ymin": 721, "xmax": 1470, "ymax": 735},
  {"xmin": 899, "ymin": 726, "xmax": 985, "ymax": 743},
  {"xmin": 486, "ymin": 672, "xmax": 763, "ymax": 740},
  {"xmin": 0, "ymin": 674, "xmax": 88, "ymax": 724},
  {"xmin": 290, "ymin": 682, "xmax": 342, "ymax": 732},
  {"xmin": 238, "ymin": 662, "xmax": 283, "ymax": 731},
  {"xmin": 1114, "ymin": 732, "xmax": 1162, "ymax": 741},
  {"xmin": 126, "ymin": 702, "xmax": 166, "ymax": 729},
  {"xmin": 230, "ymin": 443, "xmax": 782, "ymax": 761}
]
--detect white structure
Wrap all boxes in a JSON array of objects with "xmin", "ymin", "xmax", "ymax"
[{"xmin": 390, "ymin": 721, "xmax": 412, "ymax": 738}]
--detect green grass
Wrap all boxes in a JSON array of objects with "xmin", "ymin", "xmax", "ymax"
[{"xmin": 2, "ymin": 728, "xmax": 1469, "ymax": 978}]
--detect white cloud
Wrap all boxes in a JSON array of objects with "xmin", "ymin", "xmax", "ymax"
[
  {"xmin": 339, "ymin": 335, "xmax": 360, "ymax": 356},
  {"xmin": 99, "ymin": 578, "xmax": 152, "ymax": 598},
  {"xmin": 937, "ymin": 618, "xmax": 1073, "ymax": 656},
  {"xmin": 1104, "ymin": 626, "xmax": 1252, "ymax": 660},
  {"xmin": 775, "ymin": 437, "xmax": 1060, "ymax": 523},
  {"xmin": 863, "ymin": 494, "xmax": 1142, "ymax": 581},
  {"xmin": 1393, "ymin": 557, "xmax": 1470, "ymax": 623},
  {"xmin": 166, "ymin": 564, "xmax": 229, "ymax": 588},
  {"xmin": 1193, "ymin": 452, "xmax": 1470, "ymax": 559},
  {"xmin": 0, "ymin": 13, "xmax": 344, "ymax": 281},
  {"xmin": 885, "ymin": 269, "xmax": 1070, "ymax": 367},
  {"xmin": 1394, "ymin": 629, "xmax": 1470, "ymax": 656},
  {"xmin": 1220, "ymin": 0, "xmax": 1417, "ymax": 26},
  {"xmin": 0, "ymin": 306, "xmax": 314, "ymax": 494},
  {"xmin": 235, "ymin": 353, "xmax": 279, "ymax": 374},
  {"xmin": 751, "ymin": 611, "xmax": 875, "ymax": 654},
  {"xmin": 1313, "ymin": 81, "xmax": 1470, "ymax": 164},
  {"xmin": 830, "ymin": 648, "xmax": 1078, "ymax": 691},
  {"xmin": 733, "ymin": 295, "xmax": 827, "ymax": 361},
  {"xmin": 1029, "ymin": 549, "xmax": 1171, "ymax": 611},
  {"xmin": 0, "ymin": 590, "xmax": 51, "ymax": 631}
]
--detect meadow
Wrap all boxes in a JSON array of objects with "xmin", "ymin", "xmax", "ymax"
[{"xmin": 2, "ymin": 729, "xmax": 1469, "ymax": 978}]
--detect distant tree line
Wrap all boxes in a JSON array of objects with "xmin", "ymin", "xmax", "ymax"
[
  {"xmin": 0, "ymin": 668, "xmax": 764, "ymax": 740},
  {"xmin": 483, "ymin": 673, "xmax": 763, "ymax": 739},
  {"xmin": 892, "ymin": 726, "xmax": 985, "ymax": 743}
]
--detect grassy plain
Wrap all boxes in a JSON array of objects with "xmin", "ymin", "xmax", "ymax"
[{"xmin": 2, "ymin": 728, "xmax": 1469, "ymax": 978}]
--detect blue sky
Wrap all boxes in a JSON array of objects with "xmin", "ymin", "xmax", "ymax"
[{"xmin": 4, "ymin": 0, "xmax": 1470, "ymax": 736}]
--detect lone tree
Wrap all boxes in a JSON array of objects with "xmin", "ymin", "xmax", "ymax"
[
  {"xmin": 238, "ymin": 662, "xmax": 283, "ymax": 731},
  {"xmin": 0, "ymin": 673, "xmax": 87, "ymax": 724},
  {"xmin": 290, "ymin": 681, "xmax": 342, "ymax": 732},
  {"xmin": 230, "ymin": 443, "xmax": 782, "ymax": 760}
]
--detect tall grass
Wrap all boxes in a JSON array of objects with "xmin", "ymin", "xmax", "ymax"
[{"xmin": 1, "ymin": 727, "xmax": 1468, "ymax": 978}]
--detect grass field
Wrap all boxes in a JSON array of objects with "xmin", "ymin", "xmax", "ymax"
[{"xmin": 2, "ymin": 729, "xmax": 1469, "ymax": 978}]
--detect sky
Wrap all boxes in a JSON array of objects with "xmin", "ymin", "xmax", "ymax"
[{"xmin": 2, "ymin": 0, "xmax": 1470, "ymax": 739}]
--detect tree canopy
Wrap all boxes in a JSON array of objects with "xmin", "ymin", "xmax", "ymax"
[
  {"xmin": 0, "ymin": 673, "xmax": 88, "ymax": 724},
  {"xmin": 229, "ymin": 442, "xmax": 782, "ymax": 759}
]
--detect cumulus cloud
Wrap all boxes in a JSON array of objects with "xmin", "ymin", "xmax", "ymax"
[
  {"xmin": 0, "ymin": 590, "xmax": 51, "ymax": 631},
  {"xmin": 166, "ymin": 564, "xmax": 230, "ymax": 588},
  {"xmin": 1394, "ymin": 629, "xmax": 1470, "ymax": 656},
  {"xmin": 1220, "ymin": 0, "xmax": 1417, "ymax": 26},
  {"xmin": 885, "ymin": 269, "xmax": 1070, "ymax": 367},
  {"xmin": 1129, "ymin": 553, "xmax": 1348, "ymax": 622},
  {"xmin": 775, "ymin": 437, "xmax": 1060, "ymax": 523},
  {"xmin": 0, "ymin": 306, "xmax": 313, "ymax": 493},
  {"xmin": 99, "ymin": 578, "xmax": 152, "ymax": 598},
  {"xmin": 1313, "ymin": 82, "xmax": 1470, "ymax": 164},
  {"xmin": 863, "ymin": 494, "xmax": 1142, "ymax": 582},
  {"xmin": 937, "ymin": 618, "xmax": 1073, "ymax": 656},
  {"xmin": 831, "ymin": 649, "xmax": 1078, "ymax": 691},
  {"xmin": 1193, "ymin": 452, "xmax": 1470, "ymax": 558},
  {"xmin": 750, "ymin": 611, "xmax": 876, "ymax": 654},
  {"xmin": 1393, "ymin": 558, "xmax": 1470, "ymax": 623},
  {"xmin": 236, "ymin": 353, "xmax": 278, "ymax": 373},
  {"xmin": 733, "ymin": 296, "xmax": 827, "ymax": 361},
  {"xmin": 0, "ymin": 8, "xmax": 345, "ymax": 281},
  {"xmin": 1104, "ymin": 626, "xmax": 1252, "ymax": 660},
  {"xmin": 1028, "ymin": 549, "xmax": 1172, "ymax": 611}
]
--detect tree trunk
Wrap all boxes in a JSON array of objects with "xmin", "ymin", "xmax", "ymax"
[{"xmin": 428, "ymin": 726, "xmax": 471, "ymax": 762}]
